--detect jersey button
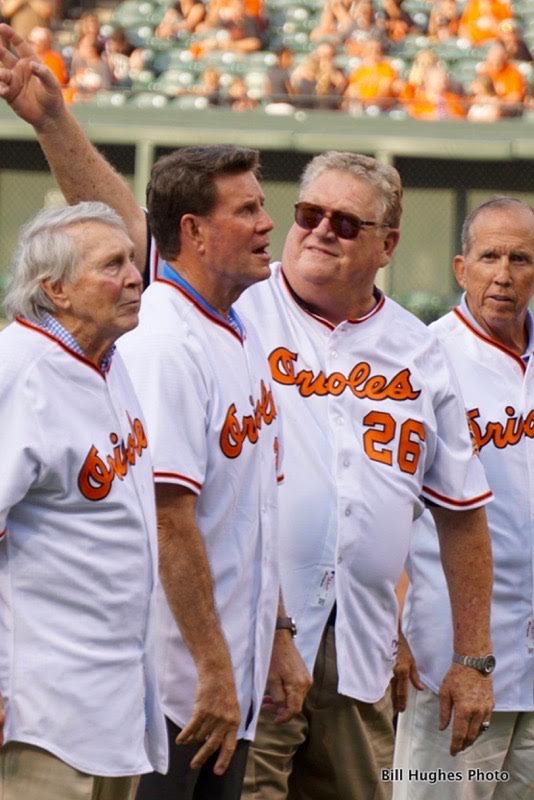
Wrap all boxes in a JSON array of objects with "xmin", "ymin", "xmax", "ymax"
[{"xmin": 344, "ymin": 507, "xmax": 351, "ymax": 517}]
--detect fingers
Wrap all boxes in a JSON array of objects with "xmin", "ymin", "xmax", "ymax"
[
  {"xmin": 30, "ymin": 60, "xmax": 62, "ymax": 90},
  {"xmin": 177, "ymin": 721, "xmax": 238, "ymax": 774},
  {"xmin": 0, "ymin": 45, "xmax": 19, "ymax": 68},
  {"xmin": 0, "ymin": 24, "xmax": 34, "ymax": 58},
  {"xmin": 439, "ymin": 690, "xmax": 452, "ymax": 733},
  {"xmin": 212, "ymin": 729, "xmax": 238, "ymax": 775},
  {"xmin": 391, "ymin": 674, "xmax": 408, "ymax": 714}
]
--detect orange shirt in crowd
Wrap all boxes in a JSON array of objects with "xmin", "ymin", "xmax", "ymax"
[
  {"xmin": 486, "ymin": 62, "xmax": 526, "ymax": 102},
  {"xmin": 406, "ymin": 91, "xmax": 466, "ymax": 120},
  {"xmin": 42, "ymin": 49, "xmax": 68, "ymax": 86},
  {"xmin": 459, "ymin": 0, "xmax": 513, "ymax": 46},
  {"xmin": 348, "ymin": 61, "xmax": 398, "ymax": 104}
]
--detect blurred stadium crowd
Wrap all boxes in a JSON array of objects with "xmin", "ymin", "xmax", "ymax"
[{"xmin": 2, "ymin": 0, "xmax": 533, "ymax": 120}]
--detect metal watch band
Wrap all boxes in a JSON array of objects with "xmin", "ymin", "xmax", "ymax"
[{"xmin": 452, "ymin": 653, "xmax": 496, "ymax": 675}]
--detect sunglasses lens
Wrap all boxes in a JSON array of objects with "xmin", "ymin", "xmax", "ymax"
[
  {"xmin": 331, "ymin": 212, "xmax": 360, "ymax": 239},
  {"xmin": 295, "ymin": 203, "xmax": 362, "ymax": 239},
  {"xmin": 295, "ymin": 204, "xmax": 323, "ymax": 231}
]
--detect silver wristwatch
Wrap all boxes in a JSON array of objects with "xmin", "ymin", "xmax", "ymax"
[{"xmin": 452, "ymin": 653, "xmax": 496, "ymax": 675}]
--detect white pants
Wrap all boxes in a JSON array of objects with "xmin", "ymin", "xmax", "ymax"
[{"xmin": 392, "ymin": 686, "xmax": 534, "ymax": 800}]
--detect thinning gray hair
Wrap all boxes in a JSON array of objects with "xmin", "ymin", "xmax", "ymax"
[
  {"xmin": 461, "ymin": 196, "xmax": 534, "ymax": 255},
  {"xmin": 3, "ymin": 202, "xmax": 128, "ymax": 321},
  {"xmin": 299, "ymin": 152, "xmax": 403, "ymax": 228}
]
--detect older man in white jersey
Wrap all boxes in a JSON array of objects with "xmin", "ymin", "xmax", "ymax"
[
  {"xmin": 0, "ymin": 202, "xmax": 168, "ymax": 800},
  {"xmin": 393, "ymin": 197, "xmax": 534, "ymax": 800},
  {"xmin": 0, "ymin": 27, "xmax": 496, "ymax": 800}
]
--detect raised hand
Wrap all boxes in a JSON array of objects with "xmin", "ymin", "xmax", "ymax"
[{"xmin": 0, "ymin": 24, "xmax": 65, "ymax": 129}]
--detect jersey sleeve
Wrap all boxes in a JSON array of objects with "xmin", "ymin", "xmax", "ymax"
[
  {"xmin": 421, "ymin": 338, "xmax": 492, "ymax": 510},
  {"xmin": 0, "ymin": 373, "xmax": 45, "ymax": 536},
  {"xmin": 118, "ymin": 332, "xmax": 209, "ymax": 495}
]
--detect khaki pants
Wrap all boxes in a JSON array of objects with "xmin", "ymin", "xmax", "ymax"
[
  {"xmin": 393, "ymin": 686, "xmax": 534, "ymax": 800},
  {"xmin": 0, "ymin": 742, "xmax": 138, "ymax": 800},
  {"xmin": 242, "ymin": 625, "xmax": 394, "ymax": 800}
]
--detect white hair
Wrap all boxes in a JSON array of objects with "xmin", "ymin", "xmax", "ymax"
[
  {"xmin": 3, "ymin": 202, "xmax": 128, "ymax": 321},
  {"xmin": 299, "ymin": 151, "xmax": 403, "ymax": 228}
]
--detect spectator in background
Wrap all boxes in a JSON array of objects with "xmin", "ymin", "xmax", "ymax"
[
  {"xmin": 399, "ymin": 47, "xmax": 438, "ymax": 103},
  {"xmin": 227, "ymin": 75, "xmax": 258, "ymax": 109},
  {"xmin": 345, "ymin": 2, "xmax": 385, "ymax": 58},
  {"xmin": 498, "ymin": 19, "xmax": 532, "ymax": 63},
  {"xmin": 344, "ymin": 37, "xmax": 399, "ymax": 112},
  {"xmin": 75, "ymin": 11, "xmax": 105, "ymax": 53},
  {"xmin": 200, "ymin": 0, "xmax": 264, "ymax": 31},
  {"xmin": 0, "ymin": 0, "xmax": 52, "ymax": 39},
  {"xmin": 314, "ymin": 41, "xmax": 347, "ymax": 110},
  {"xmin": 27, "ymin": 25, "xmax": 67, "ymax": 85},
  {"xmin": 154, "ymin": 0, "xmax": 206, "ymax": 39},
  {"xmin": 478, "ymin": 40, "xmax": 526, "ymax": 117},
  {"xmin": 192, "ymin": 66, "xmax": 222, "ymax": 105},
  {"xmin": 428, "ymin": 0, "xmax": 461, "ymax": 41},
  {"xmin": 405, "ymin": 63, "xmax": 465, "ymax": 120},
  {"xmin": 266, "ymin": 47, "xmax": 294, "ymax": 103},
  {"xmin": 376, "ymin": 0, "xmax": 419, "ymax": 44},
  {"xmin": 291, "ymin": 55, "xmax": 319, "ymax": 109},
  {"xmin": 201, "ymin": 0, "xmax": 266, "ymax": 53},
  {"xmin": 459, "ymin": 0, "xmax": 513, "ymax": 47},
  {"xmin": 467, "ymin": 73, "xmax": 501, "ymax": 121},
  {"xmin": 311, "ymin": 0, "xmax": 360, "ymax": 44},
  {"xmin": 68, "ymin": 33, "xmax": 111, "ymax": 101},
  {"xmin": 103, "ymin": 28, "xmax": 133, "ymax": 88}
]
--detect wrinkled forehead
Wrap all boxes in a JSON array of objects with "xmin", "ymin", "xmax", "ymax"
[{"xmin": 466, "ymin": 207, "xmax": 534, "ymax": 257}]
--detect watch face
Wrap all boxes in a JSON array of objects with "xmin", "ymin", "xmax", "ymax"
[{"xmin": 483, "ymin": 655, "xmax": 496, "ymax": 674}]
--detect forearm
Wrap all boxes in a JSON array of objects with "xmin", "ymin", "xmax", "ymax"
[
  {"xmin": 433, "ymin": 505, "xmax": 493, "ymax": 654},
  {"xmin": 35, "ymin": 106, "xmax": 148, "ymax": 269},
  {"xmin": 158, "ymin": 510, "xmax": 233, "ymax": 676}
]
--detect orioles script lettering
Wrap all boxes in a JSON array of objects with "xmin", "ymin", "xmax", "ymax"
[
  {"xmin": 268, "ymin": 347, "xmax": 420, "ymax": 401},
  {"xmin": 220, "ymin": 380, "xmax": 277, "ymax": 458},
  {"xmin": 468, "ymin": 406, "xmax": 534, "ymax": 451},
  {"xmin": 78, "ymin": 415, "xmax": 148, "ymax": 500}
]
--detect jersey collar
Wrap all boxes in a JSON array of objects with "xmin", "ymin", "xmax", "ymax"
[
  {"xmin": 160, "ymin": 262, "xmax": 245, "ymax": 340},
  {"xmin": 280, "ymin": 267, "xmax": 384, "ymax": 331}
]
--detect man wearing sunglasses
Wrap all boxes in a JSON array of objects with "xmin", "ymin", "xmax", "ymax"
[{"xmin": 0, "ymin": 33, "xmax": 494, "ymax": 800}]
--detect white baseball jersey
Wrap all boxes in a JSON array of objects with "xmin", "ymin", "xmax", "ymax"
[
  {"xmin": 404, "ymin": 298, "xmax": 534, "ymax": 710},
  {"xmin": 236, "ymin": 263, "xmax": 491, "ymax": 703},
  {"xmin": 118, "ymin": 271, "xmax": 282, "ymax": 739},
  {"xmin": 0, "ymin": 318, "xmax": 168, "ymax": 776}
]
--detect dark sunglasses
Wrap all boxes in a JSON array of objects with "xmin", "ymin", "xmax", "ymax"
[{"xmin": 294, "ymin": 202, "xmax": 391, "ymax": 240}]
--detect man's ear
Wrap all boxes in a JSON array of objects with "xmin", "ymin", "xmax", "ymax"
[
  {"xmin": 379, "ymin": 228, "xmax": 400, "ymax": 267},
  {"xmin": 41, "ymin": 278, "xmax": 71, "ymax": 311},
  {"xmin": 453, "ymin": 255, "xmax": 466, "ymax": 289},
  {"xmin": 181, "ymin": 214, "xmax": 204, "ymax": 252}
]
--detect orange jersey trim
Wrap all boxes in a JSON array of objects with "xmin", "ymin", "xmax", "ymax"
[
  {"xmin": 15, "ymin": 317, "xmax": 106, "ymax": 378},
  {"xmin": 280, "ymin": 270, "xmax": 385, "ymax": 328},
  {"xmin": 453, "ymin": 308, "xmax": 527, "ymax": 374},
  {"xmin": 0, "ymin": 528, "xmax": 6, "ymax": 540},
  {"xmin": 422, "ymin": 485, "xmax": 493, "ymax": 507},
  {"xmin": 277, "ymin": 473, "xmax": 285, "ymax": 484},
  {"xmin": 155, "ymin": 278, "xmax": 244, "ymax": 344},
  {"xmin": 153, "ymin": 470, "xmax": 203, "ymax": 493}
]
